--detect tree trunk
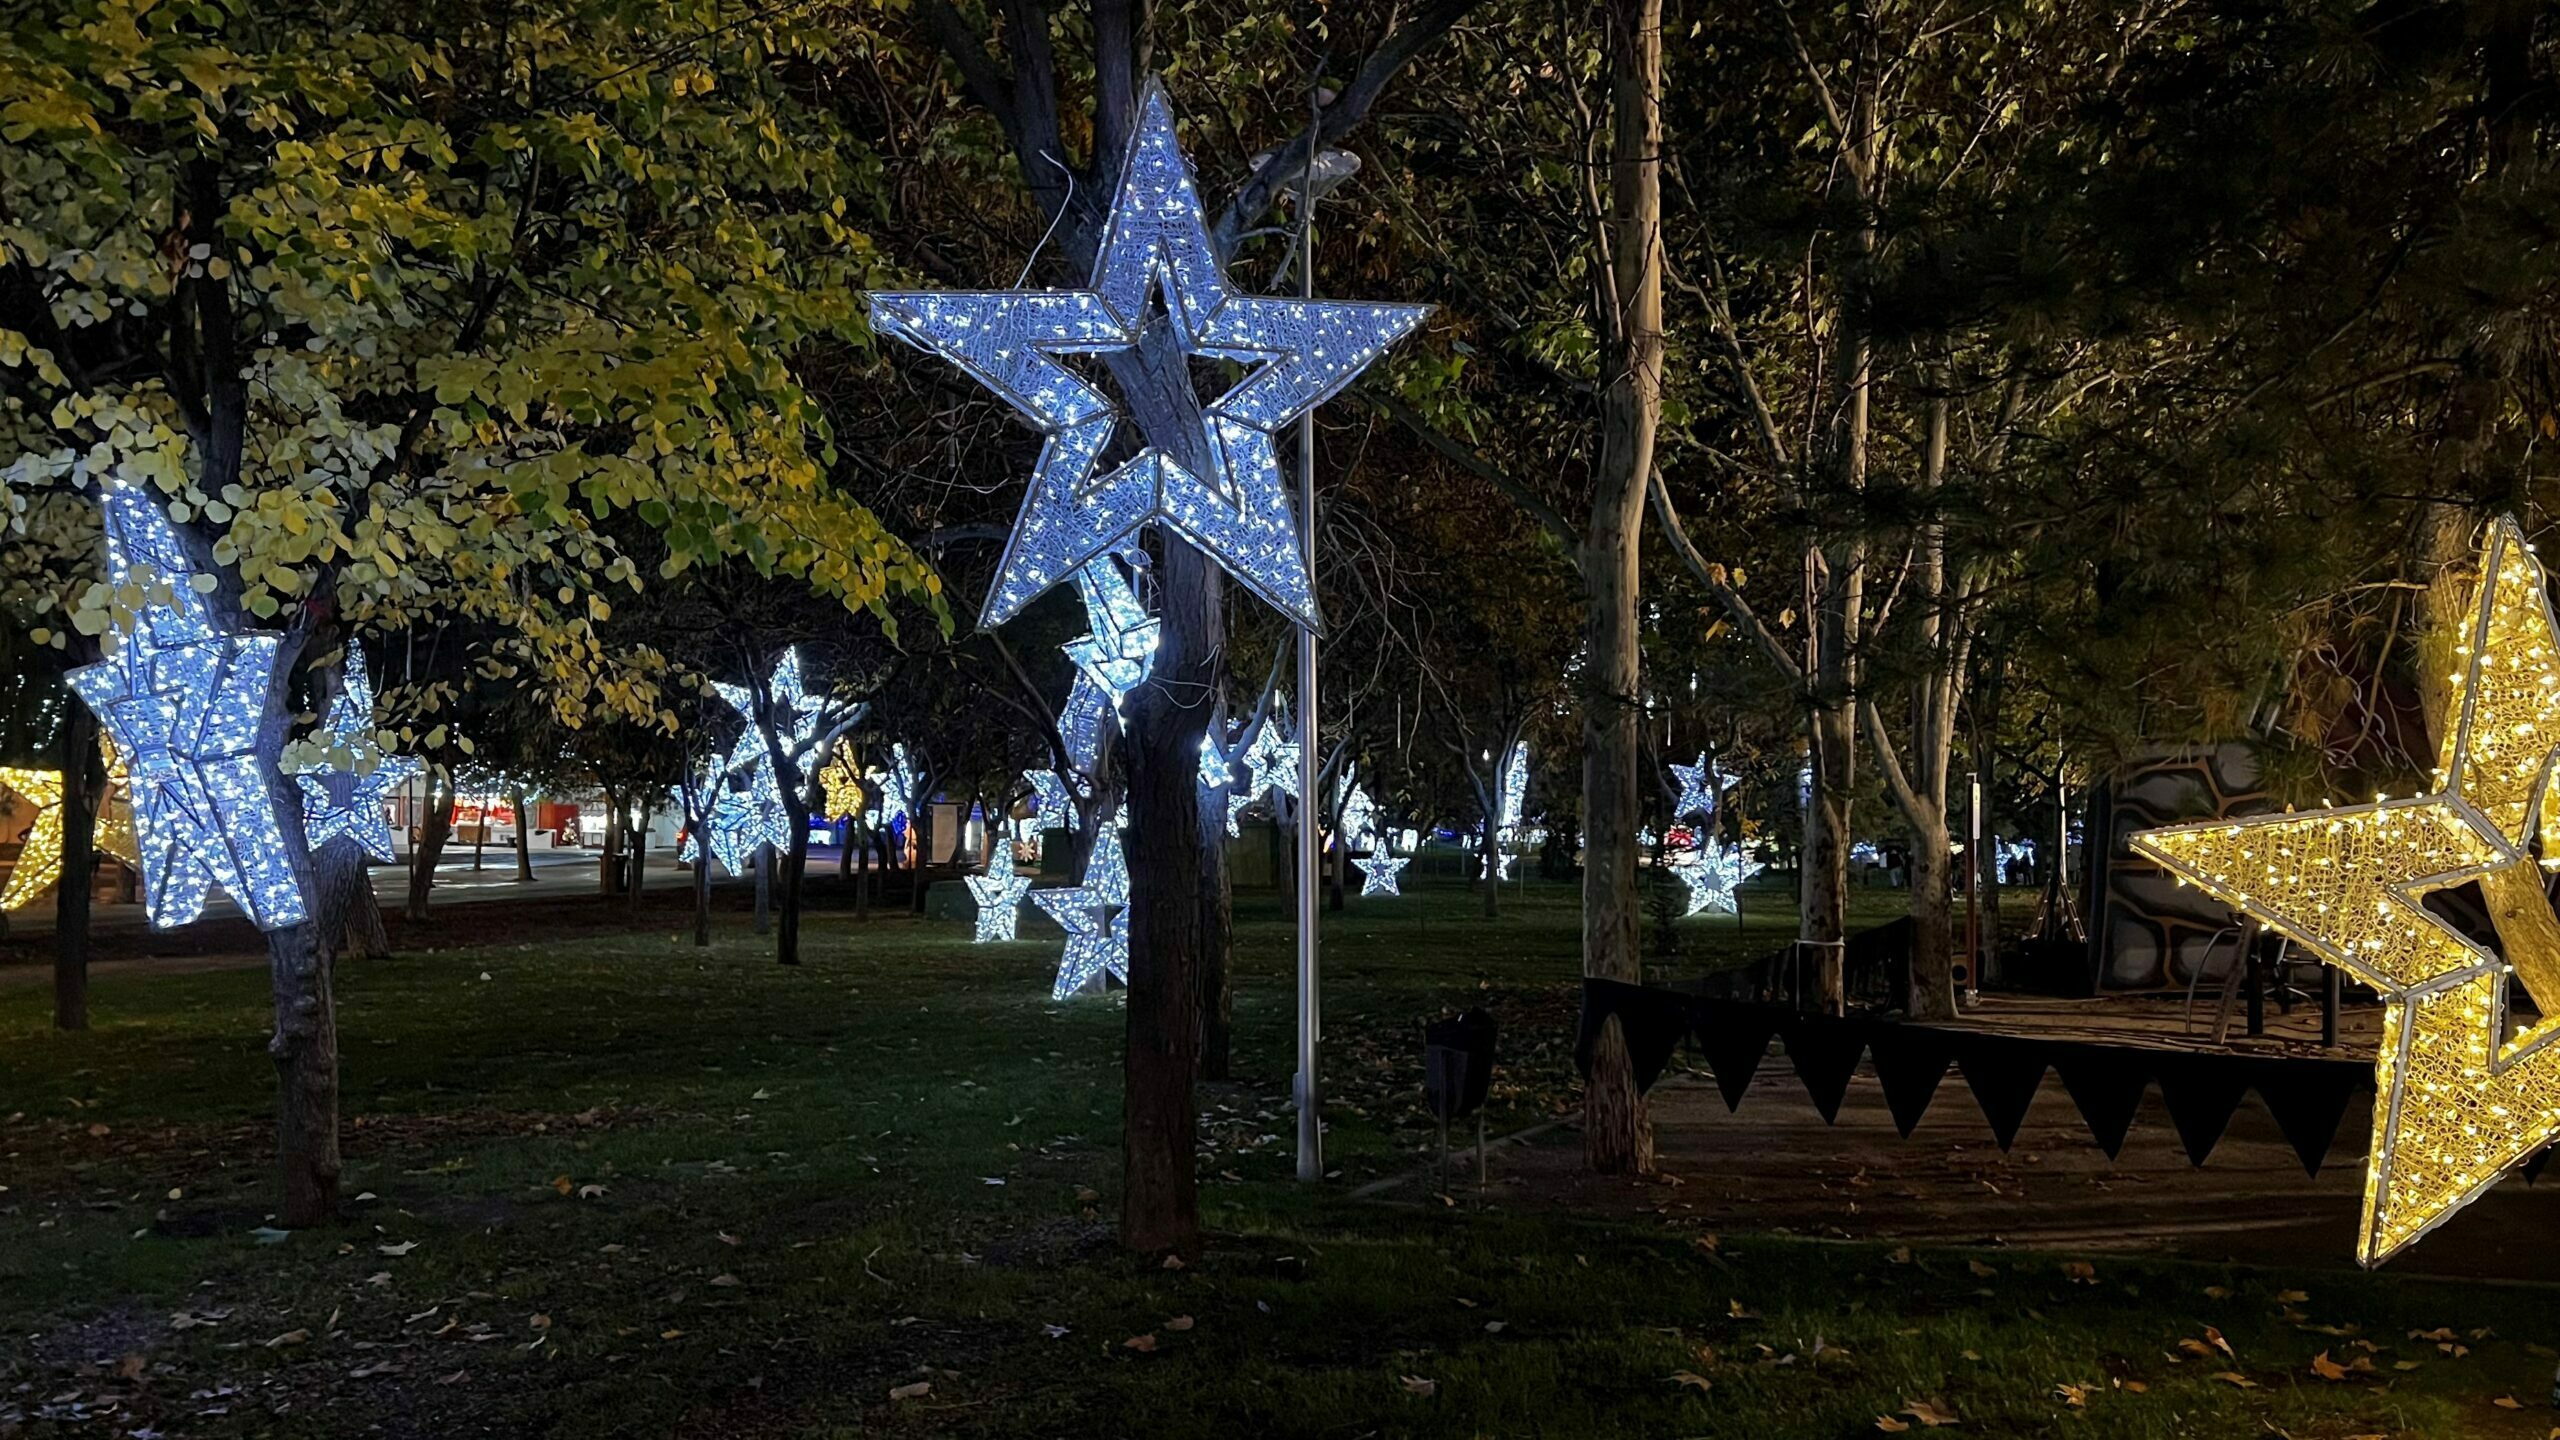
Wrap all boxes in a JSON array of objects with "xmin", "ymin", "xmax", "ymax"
[
  {"xmin": 692, "ymin": 827, "xmax": 713, "ymax": 947},
  {"xmin": 753, "ymin": 843, "xmax": 772, "ymax": 934},
  {"xmin": 342, "ymin": 861, "xmax": 391, "ymax": 960},
  {"xmin": 910, "ymin": 788, "xmax": 934, "ymax": 915},
  {"xmin": 1905, "ymin": 815, "xmax": 1957, "ymax": 1020},
  {"xmin": 1580, "ymin": 0, "xmax": 1662, "ymax": 1176},
  {"xmin": 273, "ymin": 840, "xmax": 364, "ymax": 1226},
  {"xmin": 1196, "ymin": 776, "xmax": 1234, "ymax": 1081},
  {"xmin": 1974, "ymin": 745, "xmax": 2001, "ymax": 990},
  {"xmin": 596, "ymin": 786, "xmax": 622, "ymax": 897},
  {"xmin": 406, "ymin": 766, "xmax": 452, "ymax": 922},
  {"xmin": 779, "ymin": 810, "xmax": 808, "ymax": 965},
  {"xmin": 510, "ymin": 781, "xmax": 534, "ymax": 882},
  {"xmin": 53, "ymin": 701, "xmax": 102, "ymax": 1032},
  {"xmin": 1801, "ymin": 703, "xmax": 1855, "ymax": 1011},
  {"xmin": 626, "ymin": 802, "xmax": 649, "ymax": 916},
  {"xmin": 471, "ymin": 797, "xmax": 486, "ymax": 870},
  {"xmin": 1479, "ymin": 804, "xmax": 1501, "ymax": 919}
]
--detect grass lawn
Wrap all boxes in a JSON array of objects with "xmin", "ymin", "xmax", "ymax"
[{"xmin": 3, "ymin": 865, "xmax": 2553, "ymax": 1438}]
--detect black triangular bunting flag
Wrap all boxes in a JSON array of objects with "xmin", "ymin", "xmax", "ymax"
[
  {"xmin": 2054, "ymin": 1046, "xmax": 2150, "ymax": 1160},
  {"xmin": 2252, "ymin": 1062, "xmax": 2365, "ymax": 1177},
  {"xmin": 1696, "ymin": 1005, "xmax": 1778, "ymax": 1112},
  {"xmin": 1957, "ymin": 1038, "xmax": 2047, "ymax": 1151},
  {"xmin": 2524, "ymin": 1146, "xmax": 2553, "ymax": 1184},
  {"xmin": 1574, "ymin": 979, "xmax": 1695, "ymax": 1095},
  {"xmin": 1784, "ymin": 1020, "xmax": 1868, "ymax": 1124},
  {"xmin": 1867, "ymin": 1025, "xmax": 1957, "ymax": 1137},
  {"xmin": 2155, "ymin": 1054, "xmax": 2253, "ymax": 1166}
]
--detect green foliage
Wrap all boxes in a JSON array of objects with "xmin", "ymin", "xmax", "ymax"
[{"xmin": 0, "ymin": 0, "xmax": 946, "ymax": 739}]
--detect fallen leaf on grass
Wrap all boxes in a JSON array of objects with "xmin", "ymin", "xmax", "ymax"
[
  {"xmin": 2276, "ymin": 1289, "xmax": 2308, "ymax": 1304},
  {"xmin": 2121, "ymin": 1380, "xmax": 2148, "ymax": 1393},
  {"xmin": 2054, "ymin": 1384, "xmax": 2088, "ymax": 1408},
  {"xmin": 1901, "ymin": 1398, "xmax": 1960, "ymax": 1427},
  {"xmin": 1967, "ymin": 1260, "xmax": 1997, "ymax": 1279},
  {"xmin": 2491, "ymin": 1396, "xmax": 2521, "ymax": 1410},
  {"xmin": 377, "ymin": 1241, "xmax": 417, "ymax": 1257},
  {"xmin": 264, "ymin": 1330, "xmax": 309, "ymax": 1349},
  {"xmin": 1887, "ymin": 1247, "xmax": 1911, "ymax": 1264},
  {"xmin": 551, "ymin": 1175, "xmax": 573, "ymax": 1196},
  {"xmin": 709, "ymin": 1274, "xmax": 740, "ymax": 1288},
  {"xmin": 2060, "ymin": 1262, "xmax": 2098, "ymax": 1285},
  {"xmin": 1667, "ymin": 1371, "xmax": 1711, "ymax": 1393},
  {"xmin": 2210, "ymin": 1372, "xmax": 2256, "ymax": 1389},
  {"xmin": 1400, "ymin": 1375, "xmax": 1437, "ymax": 1397},
  {"xmin": 1164, "ymin": 1316, "xmax": 1193, "ymax": 1332},
  {"xmin": 249, "ymin": 1226, "xmax": 291, "ymax": 1245},
  {"xmin": 1122, "ymin": 1335, "xmax": 1158, "ymax": 1353},
  {"xmin": 1160, "ymin": 1255, "xmax": 1185, "ymax": 1271},
  {"xmin": 1875, "ymin": 1419, "xmax": 1910, "ymax": 1434},
  {"xmin": 889, "ymin": 1381, "xmax": 931, "ymax": 1401}
]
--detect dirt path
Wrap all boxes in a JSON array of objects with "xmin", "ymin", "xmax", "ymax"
[{"xmin": 1373, "ymin": 1065, "xmax": 2560, "ymax": 1286}]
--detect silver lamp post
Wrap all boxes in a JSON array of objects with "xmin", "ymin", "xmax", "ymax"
[{"xmin": 1257, "ymin": 140, "xmax": 1360, "ymax": 1184}]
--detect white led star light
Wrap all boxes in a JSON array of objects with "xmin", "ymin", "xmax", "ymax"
[
  {"xmin": 1671, "ymin": 844, "xmax": 1760, "ymax": 917},
  {"xmin": 1026, "ymin": 768, "xmax": 1076, "ymax": 831},
  {"xmin": 295, "ymin": 647, "xmax": 420, "ymax": 863},
  {"xmin": 869, "ymin": 80, "xmax": 1430, "ymax": 633},
  {"xmin": 1242, "ymin": 702, "xmax": 1300, "ymax": 801},
  {"xmin": 1355, "ymin": 849, "xmax": 1409, "ymax": 897},
  {"xmin": 67, "ymin": 481, "xmax": 309, "ymax": 930},
  {"xmin": 966, "ymin": 841, "xmax": 1035, "ymax": 943},
  {"xmin": 876, "ymin": 742, "xmax": 923, "ymax": 832},
  {"xmin": 1669, "ymin": 753, "xmax": 1717, "ymax": 819},
  {"xmin": 1034, "ymin": 823, "xmax": 1131, "ymax": 999}
]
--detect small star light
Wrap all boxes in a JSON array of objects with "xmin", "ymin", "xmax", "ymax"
[
  {"xmin": 1671, "ymin": 845, "xmax": 1760, "ymax": 917},
  {"xmin": 1669, "ymin": 753, "xmax": 1718, "ymax": 819},
  {"xmin": 2134, "ymin": 516, "xmax": 2560, "ymax": 1266},
  {"xmin": 1034, "ymin": 823, "xmax": 1131, "ymax": 999},
  {"xmin": 1356, "ymin": 850, "xmax": 1409, "ymax": 897},
  {"xmin": 965, "ymin": 841, "xmax": 1035, "ymax": 943},
  {"xmin": 868, "ymin": 81, "xmax": 1430, "ymax": 633},
  {"xmin": 295, "ymin": 647, "xmax": 420, "ymax": 863},
  {"xmin": 819, "ymin": 752, "xmax": 867, "ymax": 823},
  {"xmin": 1242, "ymin": 701, "xmax": 1300, "ymax": 800},
  {"xmin": 0, "ymin": 768, "xmax": 65, "ymax": 912},
  {"xmin": 1026, "ymin": 768, "xmax": 1076, "ymax": 830},
  {"xmin": 67, "ymin": 480, "xmax": 308, "ymax": 930}
]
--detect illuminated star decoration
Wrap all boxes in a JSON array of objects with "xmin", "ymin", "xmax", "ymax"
[
  {"xmin": 67, "ymin": 481, "xmax": 308, "ymax": 930},
  {"xmin": 1332, "ymin": 772, "xmax": 1377, "ymax": 853},
  {"xmin": 876, "ymin": 742, "xmax": 924, "ymax": 831},
  {"xmin": 295, "ymin": 647, "xmax": 419, "ymax": 863},
  {"xmin": 1034, "ymin": 822, "xmax": 1130, "ymax": 999},
  {"xmin": 868, "ymin": 80, "xmax": 1430, "ymax": 633},
  {"xmin": 1670, "ymin": 844, "xmax": 1760, "ymax": 917},
  {"xmin": 1200, "ymin": 730, "xmax": 1246, "ymax": 834},
  {"xmin": 965, "ymin": 841, "xmax": 1035, "ymax": 943},
  {"xmin": 2133, "ymin": 517, "xmax": 2560, "ymax": 1266},
  {"xmin": 695, "ymin": 649, "xmax": 825, "ymax": 875},
  {"xmin": 1356, "ymin": 850, "xmax": 1409, "ymax": 897},
  {"xmin": 820, "ymin": 751, "xmax": 868, "ymax": 822},
  {"xmin": 0, "ymin": 768, "xmax": 65, "ymax": 912},
  {"xmin": 1242, "ymin": 701, "xmax": 1300, "ymax": 801},
  {"xmin": 1026, "ymin": 768, "xmax": 1076, "ymax": 831},
  {"xmin": 1669, "ymin": 754, "xmax": 1718, "ymax": 819}
]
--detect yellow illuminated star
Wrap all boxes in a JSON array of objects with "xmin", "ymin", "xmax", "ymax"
[
  {"xmin": 819, "ymin": 752, "xmax": 868, "ymax": 825},
  {"xmin": 2135, "ymin": 517, "xmax": 2560, "ymax": 1265},
  {"xmin": 0, "ymin": 767, "xmax": 67, "ymax": 912}
]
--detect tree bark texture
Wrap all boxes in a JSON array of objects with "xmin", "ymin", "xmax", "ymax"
[
  {"xmin": 1195, "ymin": 704, "xmax": 1235, "ymax": 1082},
  {"xmin": 509, "ymin": 780, "xmax": 534, "ymax": 881},
  {"xmin": 1581, "ymin": 0, "xmax": 1663, "ymax": 1175},
  {"xmin": 406, "ymin": 766, "xmax": 452, "ymax": 922},
  {"xmin": 53, "ymin": 700, "xmax": 102, "ymax": 1032}
]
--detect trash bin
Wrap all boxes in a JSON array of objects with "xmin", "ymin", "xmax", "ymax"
[{"xmin": 1423, "ymin": 1009, "xmax": 1498, "ymax": 1188}]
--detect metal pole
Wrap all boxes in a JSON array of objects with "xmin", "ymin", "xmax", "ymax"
[{"xmin": 1294, "ymin": 175, "xmax": 1324, "ymax": 1184}]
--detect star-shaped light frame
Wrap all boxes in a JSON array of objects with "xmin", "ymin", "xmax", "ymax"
[
  {"xmin": 1356, "ymin": 849, "xmax": 1408, "ymax": 897},
  {"xmin": 1242, "ymin": 704, "xmax": 1300, "ymax": 801},
  {"xmin": 1033, "ymin": 823, "xmax": 1130, "ymax": 999},
  {"xmin": 0, "ymin": 768, "xmax": 65, "ymax": 912},
  {"xmin": 1669, "ymin": 753, "xmax": 1717, "ymax": 819},
  {"xmin": 2135, "ymin": 516, "xmax": 2560, "ymax": 1265},
  {"xmin": 869, "ymin": 80, "xmax": 1430, "ymax": 632},
  {"xmin": 296, "ymin": 647, "xmax": 420, "ymax": 864},
  {"xmin": 1670, "ymin": 844, "xmax": 1759, "ymax": 917},
  {"xmin": 67, "ymin": 481, "xmax": 309, "ymax": 931},
  {"xmin": 966, "ymin": 841, "xmax": 1035, "ymax": 943}
]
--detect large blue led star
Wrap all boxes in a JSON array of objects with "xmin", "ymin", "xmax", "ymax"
[
  {"xmin": 67, "ymin": 481, "xmax": 309, "ymax": 930},
  {"xmin": 870, "ymin": 80, "xmax": 1430, "ymax": 632},
  {"xmin": 1033, "ymin": 823, "xmax": 1130, "ymax": 999},
  {"xmin": 296, "ymin": 646, "xmax": 420, "ymax": 863},
  {"xmin": 697, "ymin": 648, "xmax": 824, "ymax": 873},
  {"xmin": 966, "ymin": 841, "xmax": 1035, "ymax": 943},
  {"xmin": 1025, "ymin": 767, "xmax": 1076, "ymax": 831},
  {"xmin": 1668, "ymin": 753, "xmax": 1718, "ymax": 820}
]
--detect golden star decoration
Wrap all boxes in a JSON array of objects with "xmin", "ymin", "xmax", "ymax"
[
  {"xmin": 0, "ymin": 757, "xmax": 140, "ymax": 913},
  {"xmin": 2134, "ymin": 517, "xmax": 2560, "ymax": 1265},
  {"xmin": 819, "ymin": 753, "xmax": 868, "ymax": 825}
]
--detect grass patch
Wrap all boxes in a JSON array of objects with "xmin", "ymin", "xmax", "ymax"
[{"xmin": 2, "ymin": 870, "xmax": 2549, "ymax": 1437}]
